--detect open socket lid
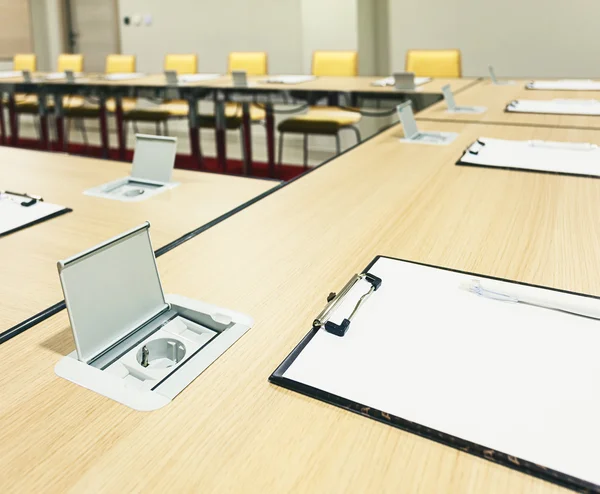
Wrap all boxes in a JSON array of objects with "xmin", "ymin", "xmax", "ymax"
[
  {"xmin": 58, "ymin": 223, "xmax": 169, "ymax": 363},
  {"xmin": 131, "ymin": 134, "xmax": 177, "ymax": 184}
]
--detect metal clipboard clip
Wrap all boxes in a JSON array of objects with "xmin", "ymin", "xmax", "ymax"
[
  {"xmin": 313, "ymin": 273, "xmax": 382, "ymax": 337},
  {"xmin": 0, "ymin": 190, "xmax": 43, "ymax": 207}
]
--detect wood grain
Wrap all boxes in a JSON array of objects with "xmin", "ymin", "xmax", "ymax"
[
  {"xmin": 417, "ymin": 79, "xmax": 600, "ymax": 129},
  {"xmin": 0, "ymin": 147, "xmax": 276, "ymax": 331},
  {"xmin": 2, "ymin": 121, "xmax": 598, "ymax": 493}
]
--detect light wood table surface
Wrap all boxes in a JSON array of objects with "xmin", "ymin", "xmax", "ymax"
[
  {"xmin": 0, "ymin": 146, "xmax": 276, "ymax": 332},
  {"xmin": 1, "ymin": 120, "xmax": 598, "ymax": 493},
  {"xmin": 417, "ymin": 78, "xmax": 600, "ymax": 130}
]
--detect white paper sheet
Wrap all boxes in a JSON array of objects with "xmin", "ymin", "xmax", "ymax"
[
  {"xmin": 527, "ymin": 79, "xmax": 600, "ymax": 91},
  {"xmin": 507, "ymin": 99, "xmax": 600, "ymax": 115},
  {"xmin": 0, "ymin": 195, "xmax": 67, "ymax": 235},
  {"xmin": 261, "ymin": 75, "xmax": 317, "ymax": 84},
  {"xmin": 283, "ymin": 256, "xmax": 600, "ymax": 486},
  {"xmin": 178, "ymin": 73, "xmax": 221, "ymax": 83},
  {"xmin": 458, "ymin": 136, "xmax": 600, "ymax": 176},
  {"xmin": 104, "ymin": 73, "xmax": 146, "ymax": 81},
  {"xmin": 372, "ymin": 76, "xmax": 431, "ymax": 87},
  {"xmin": 44, "ymin": 72, "xmax": 83, "ymax": 80},
  {"xmin": 0, "ymin": 71, "xmax": 22, "ymax": 79}
]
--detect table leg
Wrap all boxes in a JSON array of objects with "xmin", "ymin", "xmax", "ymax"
[
  {"xmin": 54, "ymin": 95, "xmax": 66, "ymax": 152},
  {"xmin": 115, "ymin": 96, "xmax": 126, "ymax": 161},
  {"xmin": 187, "ymin": 94, "xmax": 203, "ymax": 169},
  {"xmin": 214, "ymin": 94, "xmax": 227, "ymax": 172},
  {"xmin": 38, "ymin": 92, "xmax": 49, "ymax": 151},
  {"xmin": 241, "ymin": 102, "xmax": 253, "ymax": 176},
  {"xmin": 265, "ymin": 102, "xmax": 275, "ymax": 178},
  {"xmin": 8, "ymin": 94, "xmax": 19, "ymax": 147},
  {"xmin": 99, "ymin": 95, "xmax": 109, "ymax": 159},
  {"xmin": 0, "ymin": 93, "xmax": 6, "ymax": 145}
]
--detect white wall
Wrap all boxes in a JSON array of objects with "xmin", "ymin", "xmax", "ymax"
[
  {"xmin": 299, "ymin": 0, "xmax": 358, "ymax": 73},
  {"xmin": 118, "ymin": 0, "xmax": 305, "ymax": 74},
  {"xmin": 387, "ymin": 0, "xmax": 600, "ymax": 78}
]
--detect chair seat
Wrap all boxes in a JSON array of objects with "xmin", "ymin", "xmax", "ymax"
[
  {"xmin": 106, "ymin": 97, "xmax": 137, "ymax": 113},
  {"xmin": 278, "ymin": 106, "xmax": 361, "ymax": 134},
  {"xmin": 159, "ymin": 99, "xmax": 189, "ymax": 117},
  {"xmin": 123, "ymin": 109, "xmax": 171, "ymax": 122},
  {"xmin": 196, "ymin": 114, "xmax": 243, "ymax": 129},
  {"xmin": 223, "ymin": 103, "xmax": 266, "ymax": 121}
]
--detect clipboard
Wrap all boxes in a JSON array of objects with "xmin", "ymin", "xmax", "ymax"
[
  {"xmin": 270, "ymin": 255, "xmax": 600, "ymax": 492},
  {"xmin": 455, "ymin": 137, "xmax": 600, "ymax": 179},
  {"xmin": 0, "ymin": 191, "xmax": 72, "ymax": 237},
  {"xmin": 506, "ymin": 99, "xmax": 600, "ymax": 116}
]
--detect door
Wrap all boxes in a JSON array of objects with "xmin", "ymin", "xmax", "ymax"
[{"xmin": 65, "ymin": 0, "xmax": 120, "ymax": 72}]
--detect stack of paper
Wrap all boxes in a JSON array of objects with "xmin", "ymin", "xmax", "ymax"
[
  {"xmin": 44, "ymin": 72, "xmax": 83, "ymax": 80},
  {"xmin": 457, "ymin": 136, "xmax": 600, "ymax": 177},
  {"xmin": 527, "ymin": 79, "xmax": 600, "ymax": 91},
  {"xmin": 178, "ymin": 73, "xmax": 221, "ymax": 83},
  {"xmin": 506, "ymin": 99, "xmax": 600, "ymax": 115},
  {"xmin": 104, "ymin": 73, "xmax": 146, "ymax": 81},
  {"xmin": 261, "ymin": 75, "xmax": 317, "ymax": 84},
  {"xmin": 0, "ymin": 71, "xmax": 22, "ymax": 79},
  {"xmin": 0, "ymin": 194, "xmax": 70, "ymax": 236},
  {"xmin": 372, "ymin": 76, "xmax": 431, "ymax": 87}
]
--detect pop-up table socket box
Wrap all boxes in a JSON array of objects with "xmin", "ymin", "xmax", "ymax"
[
  {"xmin": 55, "ymin": 223, "xmax": 252, "ymax": 411},
  {"xmin": 84, "ymin": 134, "xmax": 179, "ymax": 202}
]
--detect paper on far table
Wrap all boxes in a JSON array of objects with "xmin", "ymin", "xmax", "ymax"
[
  {"xmin": 507, "ymin": 99, "xmax": 600, "ymax": 115},
  {"xmin": 527, "ymin": 79, "xmax": 600, "ymax": 91},
  {"xmin": 457, "ymin": 136, "xmax": 600, "ymax": 177}
]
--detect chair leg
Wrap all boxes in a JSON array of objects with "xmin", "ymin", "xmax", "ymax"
[
  {"xmin": 163, "ymin": 120, "xmax": 169, "ymax": 135},
  {"xmin": 155, "ymin": 121, "xmax": 161, "ymax": 136},
  {"xmin": 278, "ymin": 132, "xmax": 284, "ymax": 166},
  {"xmin": 335, "ymin": 133, "xmax": 341, "ymax": 155},
  {"xmin": 303, "ymin": 133, "xmax": 309, "ymax": 169},
  {"xmin": 33, "ymin": 116, "xmax": 40, "ymax": 139},
  {"xmin": 78, "ymin": 119, "xmax": 88, "ymax": 146},
  {"xmin": 351, "ymin": 125, "xmax": 361, "ymax": 144}
]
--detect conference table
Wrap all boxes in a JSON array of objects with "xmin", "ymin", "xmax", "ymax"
[
  {"xmin": 417, "ymin": 78, "xmax": 600, "ymax": 130},
  {"xmin": 1, "ymin": 119, "xmax": 597, "ymax": 493},
  {"xmin": 0, "ymin": 146, "xmax": 277, "ymax": 337},
  {"xmin": 0, "ymin": 74, "xmax": 480, "ymax": 175}
]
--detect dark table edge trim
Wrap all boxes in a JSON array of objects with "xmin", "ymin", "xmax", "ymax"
[{"xmin": 0, "ymin": 117, "xmax": 400, "ymax": 346}]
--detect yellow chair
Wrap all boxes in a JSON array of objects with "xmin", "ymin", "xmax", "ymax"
[
  {"xmin": 105, "ymin": 54, "xmax": 137, "ymax": 113},
  {"xmin": 10, "ymin": 54, "xmax": 37, "ymax": 104},
  {"xmin": 277, "ymin": 51, "xmax": 361, "ymax": 167},
  {"xmin": 65, "ymin": 54, "xmax": 140, "ymax": 145},
  {"xmin": 123, "ymin": 54, "xmax": 196, "ymax": 136},
  {"xmin": 14, "ymin": 53, "xmax": 36, "ymax": 72},
  {"xmin": 164, "ymin": 54, "xmax": 197, "ymax": 75},
  {"xmin": 57, "ymin": 53, "xmax": 84, "ymax": 73},
  {"xmin": 106, "ymin": 54, "xmax": 136, "ymax": 74},
  {"xmin": 223, "ymin": 52, "xmax": 268, "ymax": 121},
  {"xmin": 15, "ymin": 54, "xmax": 85, "ymax": 142},
  {"xmin": 405, "ymin": 49, "xmax": 462, "ymax": 78}
]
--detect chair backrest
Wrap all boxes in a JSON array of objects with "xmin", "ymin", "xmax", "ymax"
[
  {"xmin": 164, "ymin": 54, "xmax": 197, "ymax": 75},
  {"xmin": 57, "ymin": 54, "xmax": 84, "ymax": 73},
  {"xmin": 106, "ymin": 54, "xmax": 136, "ymax": 74},
  {"xmin": 14, "ymin": 53, "xmax": 36, "ymax": 72},
  {"xmin": 312, "ymin": 51, "xmax": 358, "ymax": 77},
  {"xmin": 405, "ymin": 49, "xmax": 462, "ymax": 78},
  {"xmin": 228, "ymin": 52, "xmax": 268, "ymax": 76}
]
